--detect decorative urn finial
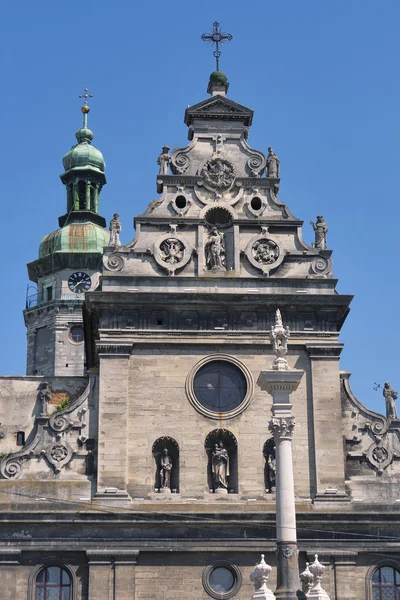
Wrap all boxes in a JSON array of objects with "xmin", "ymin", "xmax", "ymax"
[{"xmin": 250, "ymin": 554, "xmax": 276, "ymax": 599}]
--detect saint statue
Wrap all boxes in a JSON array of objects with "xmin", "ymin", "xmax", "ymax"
[
  {"xmin": 37, "ymin": 381, "xmax": 51, "ymax": 416},
  {"xmin": 157, "ymin": 146, "xmax": 171, "ymax": 175},
  {"xmin": 383, "ymin": 382, "xmax": 398, "ymax": 419},
  {"xmin": 211, "ymin": 441, "xmax": 229, "ymax": 491},
  {"xmin": 205, "ymin": 227, "xmax": 226, "ymax": 270},
  {"xmin": 266, "ymin": 147, "xmax": 280, "ymax": 178},
  {"xmin": 264, "ymin": 449, "xmax": 276, "ymax": 493},
  {"xmin": 160, "ymin": 448, "xmax": 173, "ymax": 490},
  {"xmin": 109, "ymin": 213, "xmax": 122, "ymax": 246},
  {"xmin": 310, "ymin": 215, "xmax": 328, "ymax": 250}
]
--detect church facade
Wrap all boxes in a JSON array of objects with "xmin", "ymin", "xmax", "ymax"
[{"xmin": 0, "ymin": 66, "xmax": 399, "ymax": 600}]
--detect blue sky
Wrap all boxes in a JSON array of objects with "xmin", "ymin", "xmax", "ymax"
[{"xmin": 0, "ymin": 0, "xmax": 399, "ymax": 414}]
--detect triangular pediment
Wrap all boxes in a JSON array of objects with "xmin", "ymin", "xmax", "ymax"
[{"xmin": 184, "ymin": 96, "xmax": 253, "ymax": 126}]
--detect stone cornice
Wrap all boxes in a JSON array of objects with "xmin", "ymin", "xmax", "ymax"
[
  {"xmin": 306, "ymin": 343, "xmax": 344, "ymax": 359},
  {"xmin": 86, "ymin": 549, "xmax": 139, "ymax": 565}
]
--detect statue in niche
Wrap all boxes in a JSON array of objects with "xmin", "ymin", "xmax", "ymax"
[
  {"xmin": 157, "ymin": 145, "xmax": 171, "ymax": 175},
  {"xmin": 252, "ymin": 239, "xmax": 279, "ymax": 265},
  {"xmin": 310, "ymin": 215, "xmax": 328, "ymax": 250},
  {"xmin": 264, "ymin": 447, "xmax": 276, "ymax": 493},
  {"xmin": 266, "ymin": 147, "xmax": 280, "ymax": 178},
  {"xmin": 205, "ymin": 227, "xmax": 226, "ymax": 270},
  {"xmin": 160, "ymin": 448, "xmax": 173, "ymax": 491},
  {"xmin": 37, "ymin": 381, "xmax": 51, "ymax": 416},
  {"xmin": 160, "ymin": 238, "xmax": 184, "ymax": 265},
  {"xmin": 383, "ymin": 382, "xmax": 398, "ymax": 419},
  {"xmin": 109, "ymin": 213, "xmax": 122, "ymax": 246},
  {"xmin": 211, "ymin": 441, "xmax": 229, "ymax": 491}
]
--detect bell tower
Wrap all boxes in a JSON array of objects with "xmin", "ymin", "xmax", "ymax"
[{"xmin": 24, "ymin": 90, "xmax": 109, "ymax": 377}]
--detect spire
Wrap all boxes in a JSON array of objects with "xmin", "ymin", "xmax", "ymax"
[{"xmin": 59, "ymin": 87, "xmax": 107, "ymax": 228}]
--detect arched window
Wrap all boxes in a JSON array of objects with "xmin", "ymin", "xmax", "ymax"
[
  {"xmin": 78, "ymin": 181, "xmax": 86, "ymax": 210},
  {"xmin": 35, "ymin": 565, "xmax": 71, "ymax": 599},
  {"xmin": 372, "ymin": 566, "xmax": 400, "ymax": 599}
]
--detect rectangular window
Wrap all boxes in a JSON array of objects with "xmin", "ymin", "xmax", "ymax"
[{"xmin": 46, "ymin": 286, "xmax": 53, "ymax": 302}]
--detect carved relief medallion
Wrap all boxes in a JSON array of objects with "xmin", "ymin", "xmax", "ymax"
[
  {"xmin": 244, "ymin": 234, "xmax": 284, "ymax": 276},
  {"xmin": 159, "ymin": 239, "xmax": 185, "ymax": 265},
  {"xmin": 252, "ymin": 239, "xmax": 279, "ymax": 265},
  {"xmin": 153, "ymin": 234, "xmax": 193, "ymax": 276},
  {"xmin": 366, "ymin": 441, "xmax": 393, "ymax": 474},
  {"xmin": 202, "ymin": 158, "xmax": 236, "ymax": 190}
]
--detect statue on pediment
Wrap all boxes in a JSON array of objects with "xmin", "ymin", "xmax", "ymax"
[
  {"xmin": 383, "ymin": 382, "xmax": 398, "ymax": 419},
  {"xmin": 310, "ymin": 215, "xmax": 328, "ymax": 250},
  {"xmin": 157, "ymin": 146, "xmax": 171, "ymax": 175},
  {"xmin": 266, "ymin": 147, "xmax": 280, "ymax": 178}
]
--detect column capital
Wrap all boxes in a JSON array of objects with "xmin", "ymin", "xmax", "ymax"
[
  {"xmin": 257, "ymin": 369, "xmax": 304, "ymax": 396},
  {"xmin": 269, "ymin": 416, "xmax": 295, "ymax": 440}
]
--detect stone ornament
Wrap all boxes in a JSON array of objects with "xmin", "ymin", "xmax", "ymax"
[
  {"xmin": 307, "ymin": 555, "xmax": 331, "ymax": 600},
  {"xmin": 244, "ymin": 234, "xmax": 284, "ymax": 276},
  {"xmin": 159, "ymin": 448, "xmax": 172, "ymax": 492},
  {"xmin": 310, "ymin": 256, "xmax": 332, "ymax": 277},
  {"xmin": 109, "ymin": 213, "xmax": 122, "ymax": 246},
  {"xmin": 269, "ymin": 417, "xmax": 296, "ymax": 440},
  {"xmin": 103, "ymin": 253, "xmax": 125, "ymax": 272},
  {"xmin": 310, "ymin": 216, "xmax": 328, "ymax": 250},
  {"xmin": 202, "ymin": 157, "xmax": 236, "ymax": 190},
  {"xmin": 44, "ymin": 440, "xmax": 75, "ymax": 474},
  {"xmin": 300, "ymin": 562, "xmax": 314, "ymax": 595},
  {"xmin": 365, "ymin": 441, "xmax": 393, "ymax": 475},
  {"xmin": 170, "ymin": 139, "xmax": 197, "ymax": 175},
  {"xmin": 383, "ymin": 382, "xmax": 398, "ymax": 419},
  {"xmin": 152, "ymin": 233, "xmax": 193, "ymax": 276},
  {"xmin": 270, "ymin": 309, "xmax": 290, "ymax": 371},
  {"xmin": 205, "ymin": 227, "xmax": 226, "ymax": 271},
  {"xmin": 37, "ymin": 381, "xmax": 51, "ymax": 416},
  {"xmin": 250, "ymin": 554, "xmax": 276, "ymax": 600}
]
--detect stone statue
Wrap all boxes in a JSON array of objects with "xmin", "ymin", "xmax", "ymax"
[
  {"xmin": 383, "ymin": 382, "xmax": 398, "ymax": 419},
  {"xmin": 270, "ymin": 309, "xmax": 290, "ymax": 371},
  {"xmin": 310, "ymin": 215, "xmax": 328, "ymax": 250},
  {"xmin": 109, "ymin": 213, "xmax": 122, "ymax": 246},
  {"xmin": 157, "ymin": 146, "xmax": 171, "ymax": 175},
  {"xmin": 37, "ymin": 381, "xmax": 51, "ymax": 415},
  {"xmin": 266, "ymin": 147, "xmax": 280, "ymax": 178},
  {"xmin": 160, "ymin": 448, "xmax": 172, "ymax": 490},
  {"xmin": 211, "ymin": 441, "xmax": 229, "ymax": 491},
  {"xmin": 205, "ymin": 227, "xmax": 226, "ymax": 270},
  {"xmin": 264, "ymin": 449, "xmax": 276, "ymax": 493}
]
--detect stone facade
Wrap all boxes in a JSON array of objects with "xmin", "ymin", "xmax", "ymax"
[{"xmin": 0, "ymin": 71, "xmax": 399, "ymax": 600}]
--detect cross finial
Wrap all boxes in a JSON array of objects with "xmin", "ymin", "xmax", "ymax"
[
  {"xmin": 78, "ymin": 87, "xmax": 93, "ymax": 127},
  {"xmin": 201, "ymin": 22, "xmax": 232, "ymax": 71}
]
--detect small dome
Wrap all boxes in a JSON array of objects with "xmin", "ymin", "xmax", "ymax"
[
  {"xmin": 62, "ymin": 128, "xmax": 105, "ymax": 173},
  {"xmin": 39, "ymin": 222, "xmax": 109, "ymax": 258},
  {"xmin": 209, "ymin": 71, "xmax": 228, "ymax": 85}
]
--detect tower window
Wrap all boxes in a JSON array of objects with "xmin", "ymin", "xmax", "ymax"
[
  {"xmin": 45, "ymin": 286, "xmax": 53, "ymax": 302},
  {"xmin": 78, "ymin": 181, "xmax": 86, "ymax": 210},
  {"xmin": 90, "ymin": 184, "xmax": 96, "ymax": 211}
]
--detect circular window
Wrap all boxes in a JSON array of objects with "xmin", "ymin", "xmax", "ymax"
[
  {"xmin": 203, "ymin": 561, "xmax": 242, "ymax": 599},
  {"xmin": 186, "ymin": 355, "xmax": 253, "ymax": 419},
  {"xmin": 175, "ymin": 195, "xmax": 187, "ymax": 209},
  {"xmin": 250, "ymin": 196, "xmax": 262, "ymax": 211},
  {"xmin": 69, "ymin": 326, "xmax": 84, "ymax": 344}
]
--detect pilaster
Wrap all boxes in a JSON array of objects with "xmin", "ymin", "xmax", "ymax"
[
  {"xmin": 87, "ymin": 550, "xmax": 139, "ymax": 600},
  {"xmin": 306, "ymin": 344, "xmax": 347, "ymax": 501},
  {"xmin": 0, "ymin": 550, "xmax": 20, "ymax": 600},
  {"xmin": 95, "ymin": 344, "xmax": 133, "ymax": 500}
]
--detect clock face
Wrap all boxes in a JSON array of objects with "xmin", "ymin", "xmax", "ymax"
[{"xmin": 68, "ymin": 272, "xmax": 91, "ymax": 293}]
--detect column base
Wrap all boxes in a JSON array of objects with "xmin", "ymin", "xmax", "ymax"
[{"xmin": 274, "ymin": 542, "xmax": 301, "ymax": 600}]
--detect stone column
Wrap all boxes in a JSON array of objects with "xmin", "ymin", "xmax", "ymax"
[
  {"xmin": 258, "ymin": 370, "xmax": 303, "ymax": 600},
  {"xmin": 257, "ymin": 309, "xmax": 304, "ymax": 600},
  {"xmin": 86, "ymin": 180, "xmax": 91, "ymax": 210}
]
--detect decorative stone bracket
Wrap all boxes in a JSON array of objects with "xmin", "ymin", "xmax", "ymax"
[{"xmin": 0, "ymin": 378, "xmax": 93, "ymax": 479}]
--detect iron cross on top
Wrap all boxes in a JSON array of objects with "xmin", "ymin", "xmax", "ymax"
[{"xmin": 201, "ymin": 22, "xmax": 233, "ymax": 71}]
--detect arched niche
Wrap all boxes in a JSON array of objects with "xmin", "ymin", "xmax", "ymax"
[
  {"xmin": 152, "ymin": 437, "xmax": 179, "ymax": 493},
  {"xmin": 263, "ymin": 438, "xmax": 276, "ymax": 493},
  {"xmin": 205, "ymin": 429, "xmax": 238, "ymax": 494}
]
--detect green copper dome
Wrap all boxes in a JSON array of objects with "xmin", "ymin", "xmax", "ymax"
[
  {"xmin": 62, "ymin": 127, "xmax": 105, "ymax": 173},
  {"xmin": 39, "ymin": 221, "xmax": 109, "ymax": 258},
  {"xmin": 209, "ymin": 71, "xmax": 228, "ymax": 85}
]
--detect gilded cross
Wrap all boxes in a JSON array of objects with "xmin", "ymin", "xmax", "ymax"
[
  {"xmin": 201, "ymin": 22, "xmax": 232, "ymax": 71},
  {"xmin": 79, "ymin": 87, "xmax": 93, "ymax": 107}
]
